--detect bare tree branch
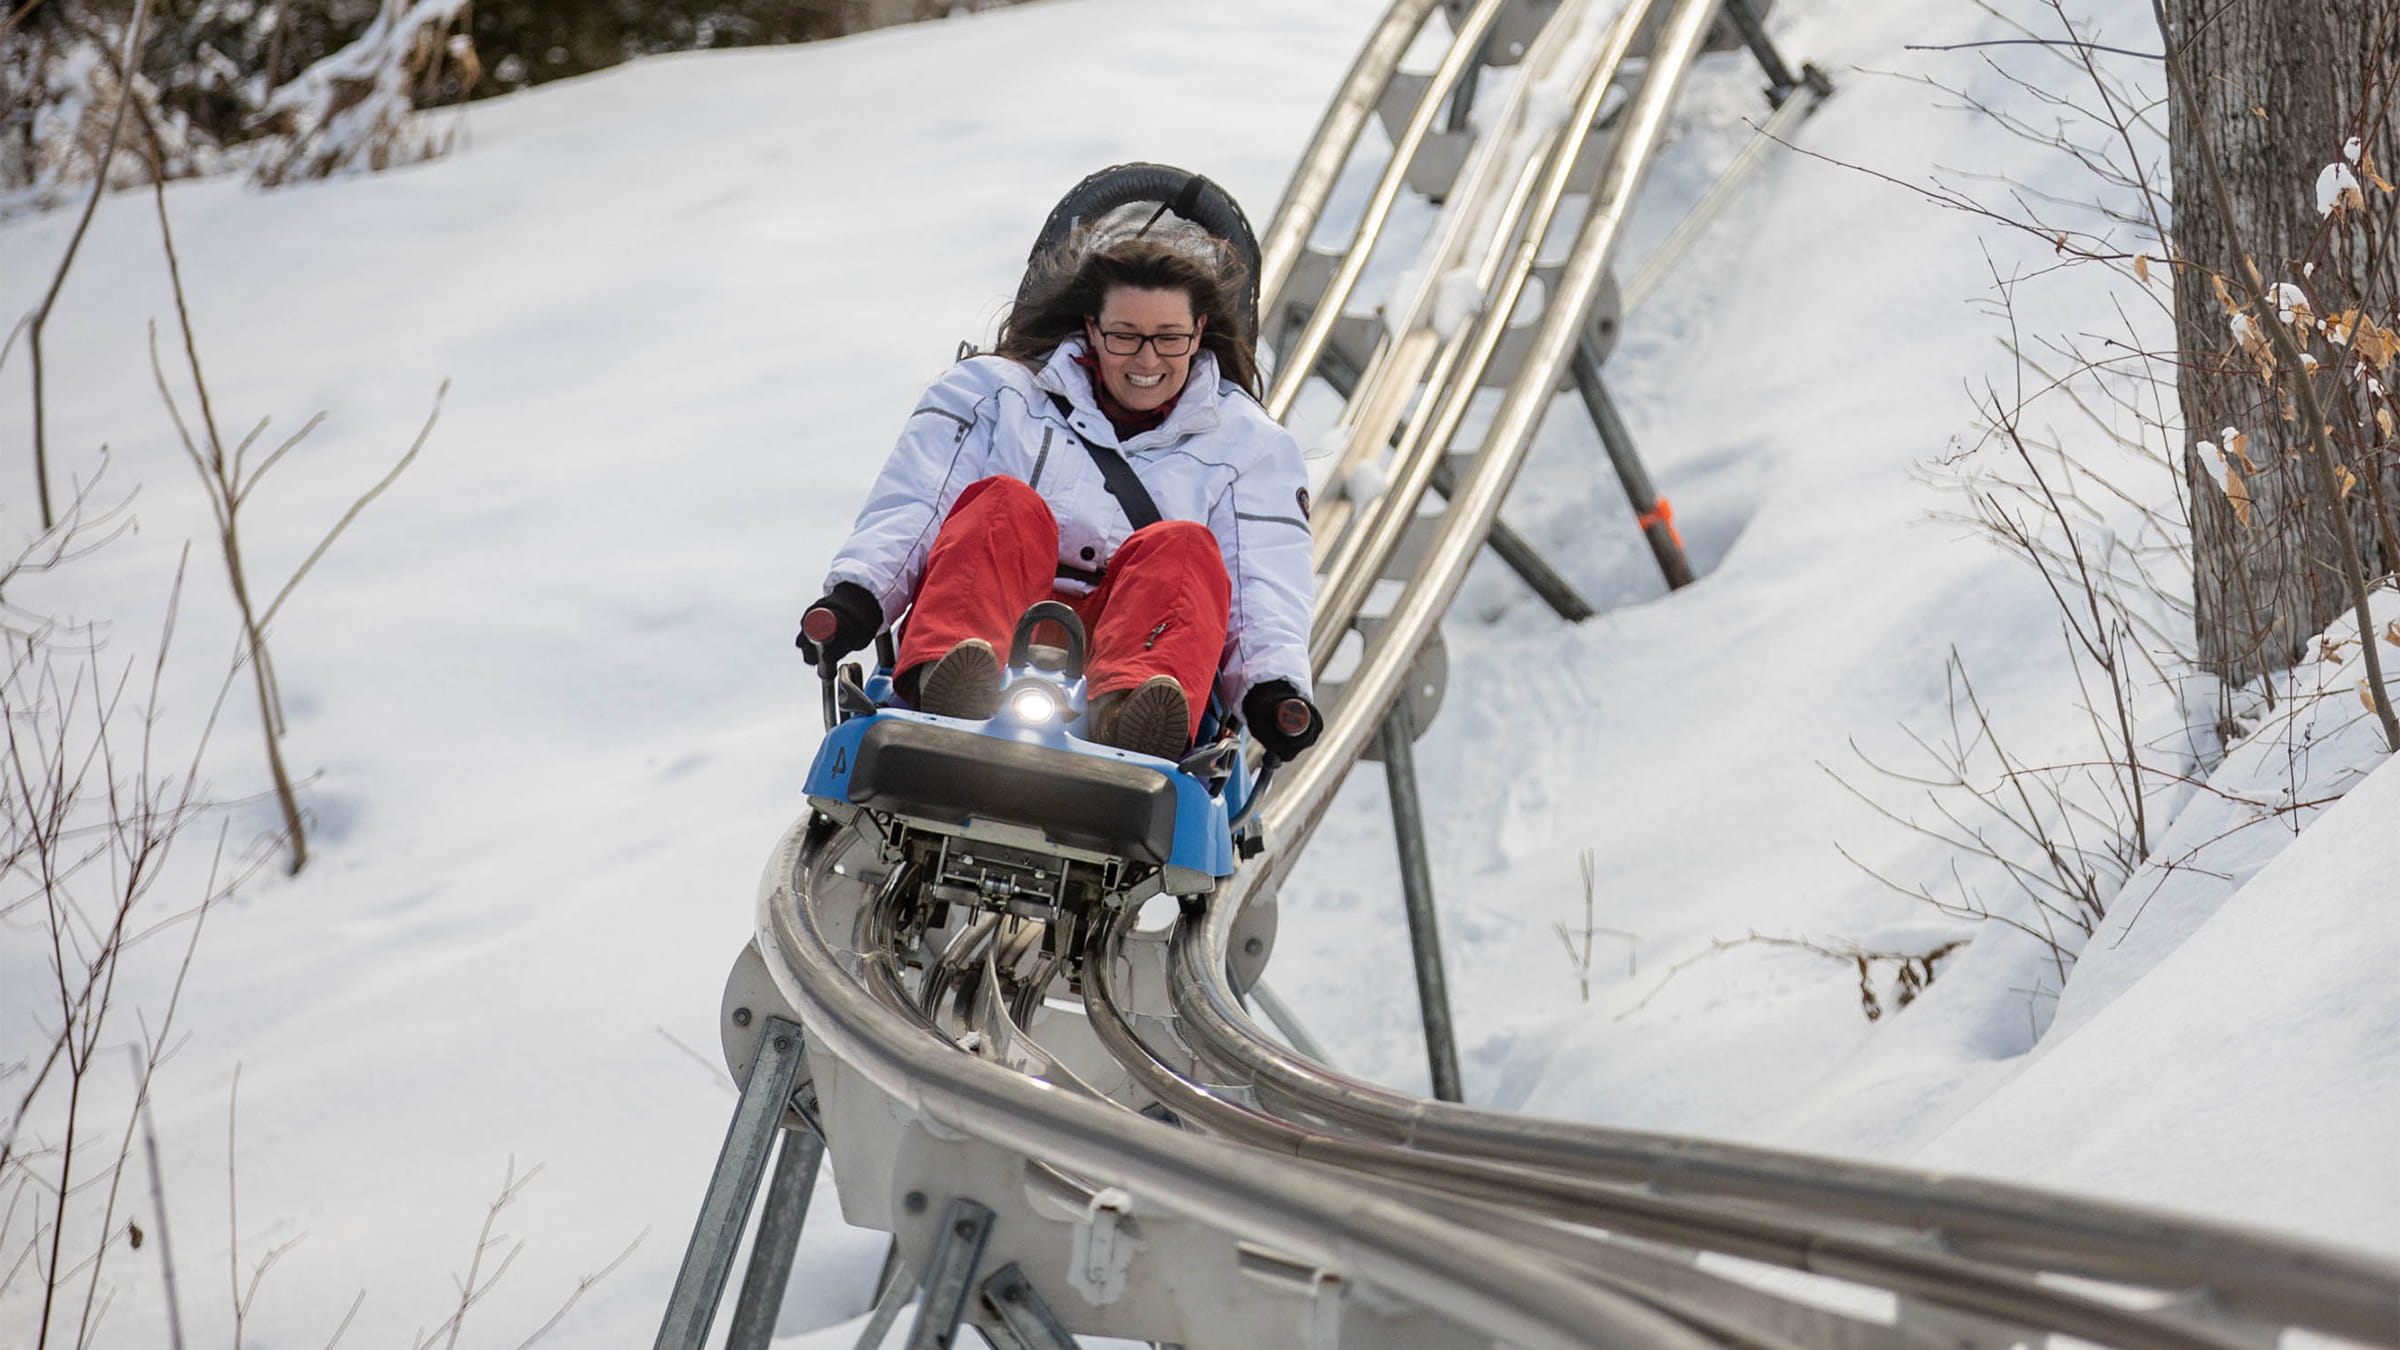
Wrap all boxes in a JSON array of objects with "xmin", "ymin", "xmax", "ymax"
[
  {"xmin": 1907, "ymin": 38, "xmax": 2163, "ymax": 61},
  {"xmin": 24, "ymin": 0, "xmax": 152, "ymax": 531}
]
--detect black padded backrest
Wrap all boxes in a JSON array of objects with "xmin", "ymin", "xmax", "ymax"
[{"xmin": 1017, "ymin": 163, "xmax": 1263, "ymax": 343}]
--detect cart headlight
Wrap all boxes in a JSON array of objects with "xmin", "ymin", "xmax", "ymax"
[{"xmin": 1006, "ymin": 682, "xmax": 1063, "ymax": 725}]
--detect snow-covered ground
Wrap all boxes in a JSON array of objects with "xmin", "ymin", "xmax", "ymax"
[{"xmin": 4, "ymin": 0, "xmax": 2393, "ymax": 1344}]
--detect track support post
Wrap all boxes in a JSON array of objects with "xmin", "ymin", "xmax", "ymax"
[
  {"xmin": 1378, "ymin": 697, "xmax": 1463, "ymax": 1102},
  {"xmin": 725, "ymin": 1127, "xmax": 827, "ymax": 1350},
  {"xmin": 655, "ymin": 1017, "xmax": 810, "ymax": 1350},
  {"xmin": 1427, "ymin": 459, "xmax": 1595, "ymax": 621},
  {"xmin": 1567, "ymin": 337, "xmax": 1695, "ymax": 590},
  {"xmin": 852, "ymin": 1265, "xmax": 919, "ymax": 1350},
  {"xmin": 1718, "ymin": 0, "xmax": 1831, "ymax": 107},
  {"xmin": 979, "ymin": 1263, "xmax": 1080, "ymax": 1350},
  {"xmin": 906, "ymin": 1198, "xmax": 997, "ymax": 1350}
]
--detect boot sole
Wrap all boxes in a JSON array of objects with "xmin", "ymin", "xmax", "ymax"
[
  {"xmin": 918, "ymin": 639, "xmax": 1001, "ymax": 720},
  {"xmin": 1104, "ymin": 676, "xmax": 1189, "ymax": 760}
]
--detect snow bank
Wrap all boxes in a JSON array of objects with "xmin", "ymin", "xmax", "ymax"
[{"xmin": 1913, "ymin": 749, "xmax": 2400, "ymax": 1256}]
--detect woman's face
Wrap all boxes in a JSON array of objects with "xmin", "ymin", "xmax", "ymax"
[{"xmin": 1085, "ymin": 286, "xmax": 1205, "ymax": 414}]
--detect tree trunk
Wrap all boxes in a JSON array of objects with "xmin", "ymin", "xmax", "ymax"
[{"xmin": 2169, "ymin": 0, "xmax": 2400, "ymax": 684}]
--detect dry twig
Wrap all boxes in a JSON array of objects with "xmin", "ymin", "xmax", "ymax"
[{"xmin": 24, "ymin": 0, "xmax": 151, "ymax": 530}]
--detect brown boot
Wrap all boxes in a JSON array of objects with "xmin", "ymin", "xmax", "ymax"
[
  {"xmin": 1093, "ymin": 675, "xmax": 1189, "ymax": 759},
  {"xmin": 916, "ymin": 639, "xmax": 1001, "ymax": 719}
]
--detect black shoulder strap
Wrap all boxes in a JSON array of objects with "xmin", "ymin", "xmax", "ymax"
[{"xmin": 1047, "ymin": 392, "xmax": 1163, "ymax": 531}]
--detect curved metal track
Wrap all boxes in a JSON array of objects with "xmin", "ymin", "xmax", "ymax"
[{"xmin": 733, "ymin": 2, "xmax": 2400, "ymax": 1346}]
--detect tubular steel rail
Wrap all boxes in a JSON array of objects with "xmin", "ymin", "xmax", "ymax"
[
  {"xmin": 1148, "ymin": 910, "xmax": 2400, "ymax": 1346},
  {"xmin": 1254, "ymin": 0, "xmax": 1448, "ymax": 329},
  {"xmin": 677, "ymin": 2, "xmax": 2400, "ymax": 1347}
]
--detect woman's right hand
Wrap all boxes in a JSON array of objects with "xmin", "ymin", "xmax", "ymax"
[{"xmin": 796, "ymin": 582, "xmax": 882, "ymax": 668}]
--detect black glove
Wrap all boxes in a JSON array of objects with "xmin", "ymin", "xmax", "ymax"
[
  {"xmin": 1243, "ymin": 679, "xmax": 1322, "ymax": 761},
  {"xmin": 796, "ymin": 581, "xmax": 882, "ymax": 669}
]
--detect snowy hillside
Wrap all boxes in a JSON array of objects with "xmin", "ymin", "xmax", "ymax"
[{"xmin": 3, "ymin": 0, "xmax": 2392, "ymax": 1344}]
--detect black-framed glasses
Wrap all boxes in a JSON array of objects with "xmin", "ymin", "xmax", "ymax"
[{"xmin": 1091, "ymin": 329, "xmax": 1197, "ymax": 358}]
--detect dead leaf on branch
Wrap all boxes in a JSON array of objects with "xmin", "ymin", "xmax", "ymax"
[
  {"xmin": 2353, "ymin": 317, "xmax": 2397, "ymax": 372},
  {"xmin": 2228, "ymin": 429, "xmax": 2256, "ymax": 471},
  {"xmin": 2330, "ymin": 312, "xmax": 2377, "ymax": 366},
  {"xmin": 2378, "ymin": 407, "xmax": 2396, "ymax": 440},
  {"xmin": 2134, "ymin": 253, "xmax": 2151, "ymax": 284},
  {"xmin": 2384, "ymin": 618, "xmax": 2400, "ymax": 648},
  {"xmin": 2361, "ymin": 680, "xmax": 2381, "ymax": 714},
  {"xmin": 2336, "ymin": 464, "xmax": 2358, "ymax": 498},
  {"xmin": 2225, "ymin": 461, "xmax": 2253, "ymax": 526},
  {"xmin": 2362, "ymin": 149, "xmax": 2395, "ymax": 194},
  {"xmin": 2232, "ymin": 311, "xmax": 2277, "ymax": 372}
]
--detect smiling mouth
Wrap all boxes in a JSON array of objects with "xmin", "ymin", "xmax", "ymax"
[{"xmin": 1126, "ymin": 372, "xmax": 1166, "ymax": 388}]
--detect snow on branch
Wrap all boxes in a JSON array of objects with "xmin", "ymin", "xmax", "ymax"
[
  {"xmin": 249, "ymin": 0, "xmax": 477, "ymax": 188},
  {"xmin": 2316, "ymin": 160, "xmax": 2365, "ymax": 217}
]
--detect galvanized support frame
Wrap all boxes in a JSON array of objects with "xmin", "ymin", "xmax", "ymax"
[
  {"xmin": 854, "ymin": 1266, "xmax": 920, "ymax": 1350},
  {"xmin": 655, "ymin": 1016, "xmax": 810, "ymax": 1350},
  {"xmin": 1248, "ymin": 977, "xmax": 1339, "ymax": 1067},
  {"xmin": 725, "ymin": 1128, "xmax": 828, "ymax": 1350},
  {"xmin": 980, "ymin": 1263, "xmax": 1081, "ymax": 1350},
  {"xmin": 1376, "ymin": 697, "xmax": 1463, "ymax": 1103},
  {"xmin": 906, "ymin": 1198, "xmax": 997, "ymax": 1350}
]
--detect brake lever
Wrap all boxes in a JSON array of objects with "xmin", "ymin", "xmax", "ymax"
[
  {"xmin": 801, "ymin": 607, "xmax": 844, "ymax": 732},
  {"xmin": 836, "ymin": 663, "xmax": 877, "ymax": 714},
  {"xmin": 1175, "ymin": 739, "xmax": 1239, "ymax": 784}
]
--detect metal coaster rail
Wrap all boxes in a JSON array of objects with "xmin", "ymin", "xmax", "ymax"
[
  {"xmin": 1087, "ymin": 909, "xmax": 2342, "ymax": 1350},
  {"xmin": 669, "ymin": 2, "xmax": 2400, "ymax": 1346},
  {"xmin": 754, "ymin": 822, "xmax": 1709, "ymax": 1350}
]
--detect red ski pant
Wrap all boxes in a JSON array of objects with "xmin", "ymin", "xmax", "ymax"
[{"xmin": 896, "ymin": 476, "xmax": 1231, "ymax": 741}]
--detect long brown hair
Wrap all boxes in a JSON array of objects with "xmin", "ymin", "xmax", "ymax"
[{"xmin": 995, "ymin": 232, "xmax": 1261, "ymax": 397}]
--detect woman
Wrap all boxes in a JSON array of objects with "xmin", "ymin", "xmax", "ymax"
[{"xmin": 796, "ymin": 230, "xmax": 1323, "ymax": 763}]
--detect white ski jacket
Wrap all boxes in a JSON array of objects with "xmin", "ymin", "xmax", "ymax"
[{"xmin": 824, "ymin": 337, "xmax": 1316, "ymax": 709}]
